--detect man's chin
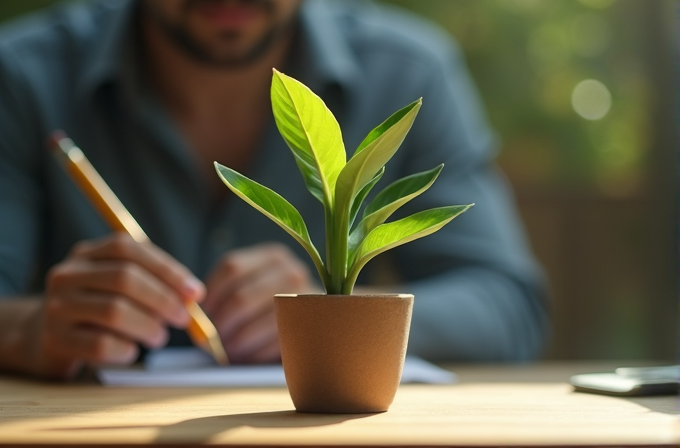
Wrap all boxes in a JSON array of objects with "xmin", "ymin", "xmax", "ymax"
[
  {"xmin": 191, "ymin": 39, "xmax": 278, "ymax": 67},
  {"xmin": 162, "ymin": 27, "xmax": 276, "ymax": 68}
]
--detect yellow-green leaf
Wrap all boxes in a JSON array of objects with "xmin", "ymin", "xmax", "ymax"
[
  {"xmin": 335, "ymin": 99, "xmax": 421, "ymax": 227},
  {"xmin": 271, "ymin": 69, "xmax": 346, "ymax": 208},
  {"xmin": 345, "ymin": 205, "xmax": 473, "ymax": 292},
  {"xmin": 349, "ymin": 166, "xmax": 384, "ymax": 228},
  {"xmin": 214, "ymin": 162, "xmax": 328, "ymax": 285},
  {"xmin": 349, "ymin": 164, "xmax": 444, "ymax": 260}
]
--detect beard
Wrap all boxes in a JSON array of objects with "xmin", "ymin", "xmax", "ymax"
[{"xmin": 145, "ymin": 0, "xmax": 292, "ymax": 68}]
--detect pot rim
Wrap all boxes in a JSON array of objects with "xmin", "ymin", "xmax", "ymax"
[{"xmin": 274, "ymin": 293, "xmax": 413, "ymax": 299}]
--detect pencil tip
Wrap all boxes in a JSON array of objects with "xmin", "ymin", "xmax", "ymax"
[
  {"xmin": 211, "ymin": 341, "xmax": 230, "ymax": 366},
  {"xmin": 198, "ymin": 338, "xmax": 230, "ymax": 366},
  {"xmin": 47, "ymin": 130, "xmax": 67, "ymax": 151}
]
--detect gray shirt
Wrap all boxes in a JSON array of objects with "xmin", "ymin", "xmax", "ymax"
[{"xmin": 0, "ymin": 0, "xmax": 548, "ymax": 361}]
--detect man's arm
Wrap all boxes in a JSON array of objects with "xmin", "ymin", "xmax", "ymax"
[
  {"xmin": 0, "ymin": 46, "xmax": 205, "ymax": 379},
  {"xmin": 0, "ymin": 233, "xmax": 209, "ymax": 379},
  {"xmin": 380, "ymin": 34, "xmax": 549, "ymax": 362},
  {"xmin": 0, "ymin": 298, "xmax": 43, "ymax": 376}
]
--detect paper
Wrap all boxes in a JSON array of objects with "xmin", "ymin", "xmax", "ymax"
[{"xmin": 98, "ymin": 347, "xmax": 456, "ymax": 387}]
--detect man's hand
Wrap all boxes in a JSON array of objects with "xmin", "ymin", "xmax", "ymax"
[
  {"xmin": 28, "ymin": 233, "xmax": 204, "ymax": 379},
  {"xmin": 203, "ymin": 243, "xmax": 319, "ymax": 364}
]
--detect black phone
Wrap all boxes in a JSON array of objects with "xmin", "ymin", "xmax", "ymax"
[{"xmin": 570, "ymin": 371, "xmax": 678, "ymax": 397}]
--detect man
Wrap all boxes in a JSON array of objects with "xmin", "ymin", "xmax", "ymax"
[{"xmin": 0, "ymin": 0, "xmax": 549, "ymax": 379}]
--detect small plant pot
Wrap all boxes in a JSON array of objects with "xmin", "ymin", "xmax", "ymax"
[{"xmin": 274, "ymin": 293, "xmax": 414, "ymax": 414}]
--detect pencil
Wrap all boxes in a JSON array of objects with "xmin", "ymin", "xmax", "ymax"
[{"xmin": 48, "ymin": 131, "xmax": 229, "ymax": 366}]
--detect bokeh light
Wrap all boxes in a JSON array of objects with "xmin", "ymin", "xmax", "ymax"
[{"xmin": 571, "ymin": 79, "xmax": 612, "ymax": 120}]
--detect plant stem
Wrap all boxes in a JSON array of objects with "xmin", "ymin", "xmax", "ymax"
[
  {"xmin": 342, "ymin": 260, "xmax": 362, "ymax": 295},
  {"xmin": 323, "ymin": 205, "xmax": 337, "ymax": 294},
  {"xmin": 328, "ymin": 209, "xmax": 349, "ymax": 295},
  {"xmin": 310, "ymin": 251, "xmax": 331, "ymax": 294}
]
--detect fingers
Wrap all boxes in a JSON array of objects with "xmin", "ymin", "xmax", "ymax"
[
  {"xmin": 202, "ymin": 245, "xmax": 269, "ymax": 314},
  {"xmin": 49, "ymin": 260, "xmax": 189, "ymax": 328},
  {"xmin": 44, "ymin": 323, "xmax": 139, "ymax": 366},
  {"xmin": 48, "ymin": 292, "xmax": 169, "ymax": 349},
  {"xmin": 204, "ymin": 242, "xmax": 311, "ymax": 314},
  {"xmin": 204, "ymin": 242, "xmax": 314, "ymax": 364},
  {"xmin": 224, "ymin": 308, "xmax": 280, "ymax": 364},
  {"xmin": 206, "ymin": 243, "xmax": 310, "ymax": 336},
  {"xmin": 38, "ymin": 233, "xmax": 205, "ymax": 373},
  {"xmin": 72, "ymin": 233, "xmax": 205, "ymax": 303},
  {"xmin": 212, "ymin": 263, "xmax": 292, "ymax": 339}
]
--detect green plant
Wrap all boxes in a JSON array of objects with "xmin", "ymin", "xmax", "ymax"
[{"xmin": 215, "ymin": 69, "xmax": 473, "ymax": 295}]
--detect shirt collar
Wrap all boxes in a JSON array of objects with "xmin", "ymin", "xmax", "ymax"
[
  {"xmin": 78, "ymin": 0, "xmax": 137, "ymax": 100},
  {"xmin": 295, "ymin": 0, "xmax": 360, "ymax": 95},
  {"xmin": 78, "ymin": 0, "xmax": 361, "ymax": 99}
]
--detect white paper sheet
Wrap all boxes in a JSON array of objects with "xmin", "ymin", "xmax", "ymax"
[{"xmin": 98, "ymin": 347, "xmax": 456, "ymax": 387}]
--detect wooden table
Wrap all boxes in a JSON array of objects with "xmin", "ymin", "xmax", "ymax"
[{"xmin": 0, "ymin": 362, "xmax": 677, "ymax": 447}]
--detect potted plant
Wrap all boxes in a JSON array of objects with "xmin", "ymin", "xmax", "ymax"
[{"xmin": 214, "ymin": 69, "xmax": 472, "ymax": 414}]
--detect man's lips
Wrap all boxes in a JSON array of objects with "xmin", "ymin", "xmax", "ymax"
[{"xmin": 194, "ymin": 3, "xmax": 261, "ymax": 29}]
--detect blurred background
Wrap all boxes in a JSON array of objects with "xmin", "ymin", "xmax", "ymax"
[
  {"xmin": 0, "ymin": 0, "xmax": 677, "ymax": 361},
  {"xmin": 380, "ymin": 0, "xmax": 678, "ymax": 361}
]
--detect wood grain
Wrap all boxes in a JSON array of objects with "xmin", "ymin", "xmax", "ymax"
[{"xmin": 0, "ymin": 364, "xmax": 677, "ymax": 447}]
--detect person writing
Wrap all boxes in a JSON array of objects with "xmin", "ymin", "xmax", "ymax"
[{"xmin": 0, "ymin": 0, "xmax": 549, "ymax": 379}]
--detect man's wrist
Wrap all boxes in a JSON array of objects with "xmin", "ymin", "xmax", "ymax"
[{"xmin": 0, "ymin": 297, "xmax": 43, "ymax": 376}]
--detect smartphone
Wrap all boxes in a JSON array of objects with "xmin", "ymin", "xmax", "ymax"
[{"xmin": 570, "ymin": 368, "xmax": 678, "ymax": 397}]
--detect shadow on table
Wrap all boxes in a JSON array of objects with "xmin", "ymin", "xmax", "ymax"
[
  {"xmin": 42, "ymin": 410, "xmax": 374, "ymax": 443},
  {"xmin": 154, "ymin": 410, "xmax": 373, "ymax": 443},
  {"xmin": 624, "ymin": 395, "xmax": 679, "ymax": 416}
]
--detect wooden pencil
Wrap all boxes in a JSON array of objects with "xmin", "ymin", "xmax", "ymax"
[{"xmin": 48, "ymin": 131, "xmax": 229, "ymax": 366}]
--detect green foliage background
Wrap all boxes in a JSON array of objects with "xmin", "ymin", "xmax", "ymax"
[{"xmin": 384, "ymin": 0, "xmax": 655, "ymax": 197}]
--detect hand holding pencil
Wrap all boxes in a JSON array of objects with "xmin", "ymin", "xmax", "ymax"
[{"xmin": 46, "ymin": 131, "xmax": 228, "ymax": 369}]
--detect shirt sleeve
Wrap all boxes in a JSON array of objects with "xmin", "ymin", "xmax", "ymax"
[
  {"xmin": 385, "ymin": 37, "xmax": 550, "ymax": 362},
  {"xmin": 0, "ymin": 44, "xmax": 45, "ymax": 297}
]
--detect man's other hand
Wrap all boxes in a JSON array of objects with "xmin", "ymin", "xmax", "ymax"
[
  {"xmin": 35, "ymin": 233, "xmax": 204, "ymax": 379},
  {"xmin": 203, "ymin": 242, "xmax": 319, "ymax": 364}
]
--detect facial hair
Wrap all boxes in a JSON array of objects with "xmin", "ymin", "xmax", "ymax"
[{"xmin": 147, "ymin": 0, "xmax": 289, "ymax": 68}]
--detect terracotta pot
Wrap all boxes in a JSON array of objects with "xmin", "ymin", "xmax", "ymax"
[{"xmin": 274, "ymin": 293, "xmax": 414, "ymax": 414}]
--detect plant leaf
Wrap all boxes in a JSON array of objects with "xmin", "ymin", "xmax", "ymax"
[
  {"xmin": 349, "ymin": 166, "xmax": 384, "ymax": 229},
  {"xmin": 364, "ymin": 164, "xmax": 443, "ymax": 218},
  {"xmin": 270, "ymin": 69, "xmax": 345, "ymax": 208},
  {"xmin": 335, "ymin": 99, "xmax": 421, "ymax": 227},
  {"xmin": 346, "ymin": 205, "xmax": 473, "ymax": 289},
  {"xmin": 214, "ymin": 162, "xmax": 328, "ymax": 285},
  {"xmin": 353, "ymin": 99, "xmax": 422, "ymax": 157},
  {"xmin": 349, "ymin": 164, "xmax": 444, "ymax": 260}
]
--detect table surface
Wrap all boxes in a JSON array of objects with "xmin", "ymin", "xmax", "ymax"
[{"xmin": 0, "ymin": 361, "xmax": 677, "ymax": 447}]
